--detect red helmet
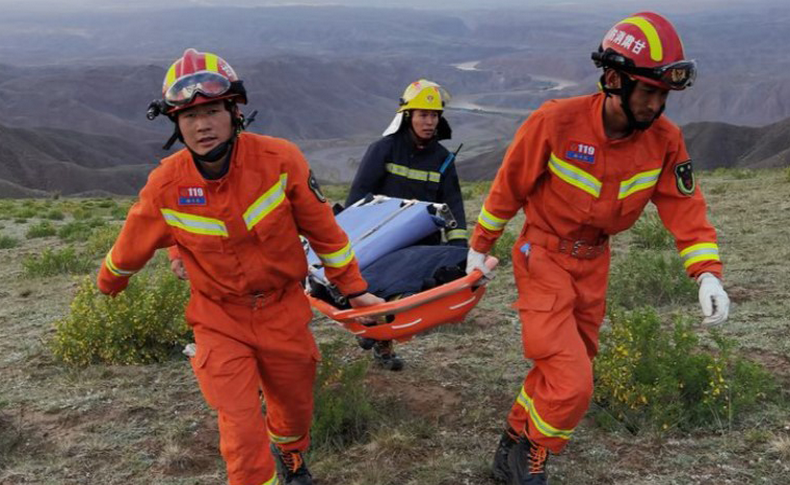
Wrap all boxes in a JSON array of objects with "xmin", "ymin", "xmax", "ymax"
[
  {"xmin": 159, "ymin": 48, "xmax": 247, "ymax": 115},
  {"xmin": 592, "ymin": 12, "xmax": 696, "ymax": 90}
]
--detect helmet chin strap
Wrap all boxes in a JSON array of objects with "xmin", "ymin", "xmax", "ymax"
[
  {"xmin": 188, "ymin": 137, "xmax": 235, "ymax": 163},
  {"xmin": 600, "ymin": 71, "xmax": 665, "ymax": 132}
]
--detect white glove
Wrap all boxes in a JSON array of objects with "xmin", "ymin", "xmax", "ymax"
[
  {"xmin": 466, "ymin": 248, "xmax": 490, "ymax": 276},
  {"xmin": 697, "ymin": 273, "xmax": 730, "ymax": 325}
]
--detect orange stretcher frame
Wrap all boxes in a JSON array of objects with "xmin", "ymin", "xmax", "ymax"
[{"xmin": 308, "ymin": 256, "xmax": 498, "ymax": 342}]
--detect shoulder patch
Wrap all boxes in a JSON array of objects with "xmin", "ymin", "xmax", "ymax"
[
  {"xmin": 674, "ymin": 159, "xmax": 695, "ymax": 196},
  {"xmin": 308, "ymin": 170, "xmax": 327, "ymax": 203}
]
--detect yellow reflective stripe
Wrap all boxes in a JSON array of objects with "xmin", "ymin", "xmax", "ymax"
[
  {"xmin": 679, "ymin": 243, "xmax": 720, "ymax": 269},
  {"xmin": 161, "ymin": 209, "xmax": 229, "ymax": 237},
  {"xmin": 619, "ymin": 168, "xmax": 662, "ymax": 199},
  {"xmin": 385, "ymin": 163, "xmax": 408, "ymax": 177},
  {"xmin": 268, "ymin": 431, "xmax": 302, "ymax": 445},
  {"xmin": 243, "ymin": 174, "xmax": 288, "ymax": 230},
  {"xmin": 548, "ymin": 153, "xmax": 602, "ymax": 198},
  {"xmin": 261, "ymin": 471, "xmax": 279, "ymax": 485},
  {"xmin": 621, "ymin": 16, "xmax": 663, "ymax": 62},
  {"xmin": 165, "ymin": 65, "xmax": 177, "ymax": 90},
  {"xmin": 446, "ymin": 229, "xmax": 468, "ymax": 240},
  {"xmin": 477, "ymin": 206, "xmax": 508, "ymax": 232},
  {"xmin": 205, "ymin": 53, "xmax": 218, "ymax": 73},
  {"xmin": 104, "ymin": 249, "xmax": 136, "ymax": 277},
  {"xmin": 317, "ymin": 242, "xmax": 355, "ymax": 268},
  {"xmin": 517, "ymin": 386, "xmax": 574, "ymax": 440},
  {"xmin": 385, "ymin": 163, "xmax": 441, "ymax": 183}
]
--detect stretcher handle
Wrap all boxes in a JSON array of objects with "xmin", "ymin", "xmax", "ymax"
[{"xmin": 312, "ymin": 256, "xmax": 498, "ymax": 321}]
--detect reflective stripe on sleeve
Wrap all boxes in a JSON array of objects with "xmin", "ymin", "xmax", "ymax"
[
  {"xmin": 548, "ymin": 153, "xmax": 602, "ymax": 198},
  {"xmin": 619, "ymin": 168, "xmax": 662, "ymax": 199},
  {"xmin": 446, "ymin": 228, "xmax": 468, "ymax": 241},
  {"xmin": 104, "ymin": 249, "xmax": 137, "ymax": 277},
  {"xmin": 477, "ymin": 206, "xmax": 509, "ymax": 232},
  {"xmin": 516, "ymin": 386, "xmax": 574, "ymax": 440},
  {"xmin": 385, "ymin": 163, "xmax": 441, "ymax": 183},
  {"xmin": 317, "ymin": 242, "xmax": 355, "ymax": 268},
  {"xmin": 161, "ymin": 209, "xmax": 229, "ymax": 237},
  {"xmin": 679, "ymin": 242, "xmax": 720, "ymax": 269},
  {"xmin": 243, "ymin": 174, "xmax": 288, "ymax": 230}
]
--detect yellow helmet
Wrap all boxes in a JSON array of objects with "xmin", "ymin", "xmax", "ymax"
[{"xmin": 397, "ymin": 79, "xmax": 449, "ymax": 112}]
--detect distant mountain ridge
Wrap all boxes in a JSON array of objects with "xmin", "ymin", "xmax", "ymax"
[{"xmin": 0, "ymin": 124, "xmax": 159, "ymax": 197}]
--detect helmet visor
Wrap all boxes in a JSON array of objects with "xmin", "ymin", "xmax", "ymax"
[
  {"xmin": 636, "ymin": 60, "xmax": 697, "ymax": 90},
  {"xmin": 164, "ymin": 71, "xmax": 232, "ymax": 107}
]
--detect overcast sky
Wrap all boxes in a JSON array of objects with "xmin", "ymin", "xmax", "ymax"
[{"xmin": 0, "ymin": 0, "xmax": 776, "ymax": 12}]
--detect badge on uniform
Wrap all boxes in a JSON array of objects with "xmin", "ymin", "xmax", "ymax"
[
  {"xmin": 178, "ymin": 186, "xmax": 207, "ymax": 206},
  {"xmin": 308, "ymin": 170, "xmax": 327, "ymax": 203},
  {"xmin": 566, "ymin": 141, "xmax": 597, "ymax": 164},
  {"xmin": 674, "ymin": 160, "xmax": 695, "ymax": 196}
]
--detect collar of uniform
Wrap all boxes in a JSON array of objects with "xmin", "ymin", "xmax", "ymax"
[
  {"xmin": 184, "ymin": 134, "xmax": 243, "ymax": 184},
  {"xmin": 591, "ymin": 91, "xmax": 642, "ymax": 146},
  {"xmin": 398, "ymin": 128, "xmax": 439, "ymax": 156}
]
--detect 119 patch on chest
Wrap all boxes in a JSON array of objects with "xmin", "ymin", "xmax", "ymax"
[
  {"xmin": 565, "ymin": 141, "xmax": 597, "ymax": 164},
  {"xmin": 178, "ymin": 186, "xmax": 208, "ymax": 206}
]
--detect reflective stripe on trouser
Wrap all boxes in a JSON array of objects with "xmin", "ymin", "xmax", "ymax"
[
  {"xmin": 186, "ymin": 283, "xmax": 318, "ymax": 485},
  {"xmin": 506, "ymin": 241, "xmax": 610, "ymax": 453}
]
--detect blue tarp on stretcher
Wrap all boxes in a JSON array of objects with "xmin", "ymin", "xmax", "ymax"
[{"xmin": 306, "ymin": 197, "xmax": 445, "ymax": 280}]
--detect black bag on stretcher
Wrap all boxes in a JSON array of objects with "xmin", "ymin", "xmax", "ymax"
[{"xmin": 304, "ymin": 195, "xmax": 497, "ymax": 342}]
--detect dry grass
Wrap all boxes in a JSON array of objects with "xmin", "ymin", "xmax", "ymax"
[{"xmin": 1, "ymin": 172, "xmax": 789, "ymax": 484}]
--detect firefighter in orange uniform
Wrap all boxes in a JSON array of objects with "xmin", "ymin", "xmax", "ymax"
[
  {"xmin": 465, "ymin": 13, "xmax": 731, "ymax": 484},
  {"xmin": 97, "ymin": 48, "xmax": 383, "ymax": 485}
]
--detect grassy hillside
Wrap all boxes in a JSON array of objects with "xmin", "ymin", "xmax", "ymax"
[{"xmin": 1, "ymin": 170, "xmax": 789, "ymax": 484}]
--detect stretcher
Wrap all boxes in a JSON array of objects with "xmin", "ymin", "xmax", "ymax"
[{"xmin": 304, "ymin": 195, "xmax": 498, "ymax": 342}]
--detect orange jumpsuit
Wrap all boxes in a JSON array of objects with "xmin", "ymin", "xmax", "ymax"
[
  {"xmin": 97, "ymin": 132, "xmax": 367, "ymax": 485},
  {"xmin": 471, "ymin": 93, "xmax": 723, "ymax": 453}
]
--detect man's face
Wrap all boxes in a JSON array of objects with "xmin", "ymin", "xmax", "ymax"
[
  {"xmin": 177, "ymin": 100, "xmax": 233, "ymax": 156},
  {"xmin": 410, "ymin": 109, "xmax": 440, "ymax": 142},
  {"xmin": 628, "ymin": 80, "xmax": 669, "ymax": 124}
]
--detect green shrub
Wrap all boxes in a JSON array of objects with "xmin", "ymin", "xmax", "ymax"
[
  {"xmin": 86, "ymin": 224, "xmax": 122, "ymax": 257},
  {"xmin": 13, "ymin": 218, "xmax": 27, "ymax": 224},
  {"xmin": 45, "ymin": 209, "xmax": 65, "ymax": 220},
  {"xmin": 15, "ymin": 208, "xmax": 36, "ymax": 219},
  {"xmin": 23, "ymin": 246, "xmax": 95, "ymax": 277},
  {"xmin": 490, "ymin": 229, "xmax": 518, "ymax": 266},
  {"xmin": 594, "ymin": 307, "xmax": 777, "ymax": 433},
  {"xmin": 97, "ymin": 199, "xmax": 116, "ymax": 209},
  {"xmin": 712, "ymin": 167, "xmax": 757, "ymax": 180},
  {"xmin": 87, "ymin": 217, "xmax": 107, "ymax": 228},
  {"xmin": 461, "ymin": 181, "xmax": 492, "ymax": 200},
  {"xmin": 310, "ymin": 340, "xmax": 376, "ymax": 451},
  {"xmin": 71, "ymin": 206, "xmax": 95, "ymax": 220},
  {"xmin": 51, "ymin": 265, "xmax": 191, "ymax": 366},
  {"xmin": 608, "ymin": 249, "xmax": 696, "ymax": 309},
  {"xmin": 629, "ymin": 212, "xmax": 674, "ymax": 250},
  {"xmin": 0, "ymin": 235, "xmax": 19, "ymax": 249},
  {"xmin": 25, "ymin": 221, "xmax": 57, "ymax": 239},
  {"xmin": 107, "ymin": 200, "xmax": 134, "ymax": 220},
  {"xmin": 57, "ymin": 221, "xmax": 94, "ymax": 242}
]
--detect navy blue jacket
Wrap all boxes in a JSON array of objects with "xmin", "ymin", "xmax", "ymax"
[{"xmin": 345, "ymin": 129, "xmax": 467, "ymax": 245}]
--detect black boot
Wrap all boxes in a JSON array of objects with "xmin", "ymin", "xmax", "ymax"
[
  {"xmin": 507, "ymin": 436, "xmax": 549, "ymax": 485},
  {"xmin": 356, "ymin": 335, "xmax": 376, "ymax": 350},
  {"xmin": 372, "ymin": 340, "xmax": 404, "ymax": 371},
  {"xmin": 270, "ymin": 444, "xmax": 313, "ymax": 485},
  {"xmin": 492, "ymin": 428, "xmax": 519, "ymax": 482}
]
